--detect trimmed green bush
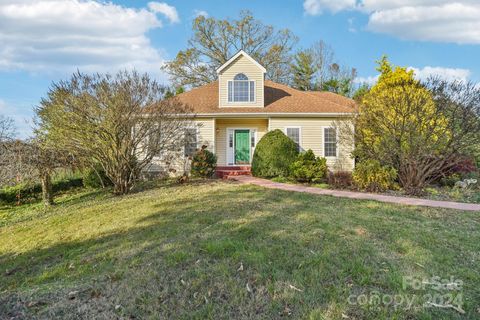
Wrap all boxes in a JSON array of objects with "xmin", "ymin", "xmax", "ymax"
[
  {"xmin": 353, "ymin": 159, "xmax": 397, "ymax": 192},
  {"xmin": 191, "ymin": 145, "xmax": 217, "ymax": 178},
  {"xmin": 290, "ymin": 150, "xmax": 327, "ymax": 183},
  {"xmin": 83, "ymin": 165, "xmax": 112, "ymax": 188},
  {"xmin": 251, "ymin": 129, "xmax": 299, "ymax": 178}
]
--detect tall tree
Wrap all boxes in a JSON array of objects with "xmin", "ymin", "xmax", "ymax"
[
  {"xmin": 321, "ymin": 63, "xmax": 357, "ymax": 97},
  {"xmin": 36, "ymin": 71, "xmax": 192, "ymax": 195},
  {"xmin": 353, "ymin": 57, "xmax": 480, "ymax": 194},
  {"xmin": 0, "ymin": 116, "xmax": 16, "ymax": 188},
  {"xmin": 164, "ymin": 11, "xmax": 298, "ymax": 87},
  {"xmin": 290, "ymin": 41, "xmax": 357, "ymax": 96},
  {"xmin": 291, "ymin": 49, "xmax": 318, "ymax": 90}
]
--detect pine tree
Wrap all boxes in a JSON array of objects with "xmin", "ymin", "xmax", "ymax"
[{"xmin": 291, "ymin": 50, "xmax": 317, "ymax": 91}]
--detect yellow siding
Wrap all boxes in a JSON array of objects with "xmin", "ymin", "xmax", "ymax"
[
  {"xmin": 269, "ymin": 118, "xmax": 355, "ymax": 171},
  {"xmin": 218, "ymin": 55, "xmax": 264, "ymax": 107},
  {"xmin": 215, "ymin": 119, "xmax": 268, "ymax": 166},
  {"xmin": 147, "ymin": 118, "xmax": 215, "ymax": 177},
  {"xmin": 195, "ymin": 118, "xmax": 215, "ymax": 152}
]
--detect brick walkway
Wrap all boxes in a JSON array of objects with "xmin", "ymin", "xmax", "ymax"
[{"xmin": 230, "ymin": 176, "xmax": 480, "ymax": 212}]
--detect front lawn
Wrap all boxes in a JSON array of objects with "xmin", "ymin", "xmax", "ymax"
[{"xmin": 1, "ymin": 180, "xmax": 478, "ymax": 319}]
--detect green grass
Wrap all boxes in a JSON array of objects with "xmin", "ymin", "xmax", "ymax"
[{"xmin": 1, "ymin": 180, "xmax": 479, "ymax": 319}]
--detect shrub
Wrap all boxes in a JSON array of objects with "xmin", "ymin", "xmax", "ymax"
[
  {"xmin": 0, "ymin": 175, "xmax": 83, "ymax": 204},
  {"xmin": 328, "ymin": 171, "xmax": 353, "ymax": 189},
  {"xmin": 83, "ymin": 165, "xmax": 112, "ymax": 188},
  {"xmin": 353, "ymin": 160, "xmax": 397, "ymax": 192},
  {"xmin": 0, "ymin": 183, "xmax": 41, "ymax": 204},
  {"xmin": 290, "ymin": 150, "xmax": 327, "ymax": 183},
  {"xmin": 191, "ymin": 145, "xmax": 217, "ymax": 178},
  {"xmin": 251, "ymin": 129, "xmax": 298, "ymax": 178},
  {"xmin": 440, "ymin": 173, "xmax": 462, "ymax": 188}
]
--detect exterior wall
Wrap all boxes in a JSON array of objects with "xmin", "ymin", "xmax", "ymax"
[
  {"xmin": 218, "ymin": 55, "xmax": 264, "ymax": 108},
  {"xmin": 145, "ymin": 118, "xmax": 215, "ymax": 177},
  {"xmin": 269, "ymin": 118, "xmax": 355, "ymax": 171},
  {"xmin": 196, "ymin": 118, "xmax": 215, "ymax": 152},
  {"xmin": 215, "ymin": 118, "xmax": 268, "ymax": 166},
  {"xmin": 143, "ymin": 116, "xmax": 355, "ymax": 176}
]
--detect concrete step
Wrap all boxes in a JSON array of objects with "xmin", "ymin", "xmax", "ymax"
[
  {"xmin": 215, "ymin": 169, "xmax": 252, "ymax": 179},
  {"xmin": 216, "ymin": 166, "xmax": 251, "ymax": 171}
]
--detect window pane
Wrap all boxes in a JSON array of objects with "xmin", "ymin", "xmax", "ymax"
[
  {"xmin": 249, "ymin": 81, "xmax": 255, "ymax": 102},
  {"xmin": 286, "ymin": 128, "xmax": 300, "ymax": 150},
  {"xmin": 229, "ymin": 132, "xmax": 233, "ymax": 148},
  {"xmin": 234, "ymin": 73, "xmax": 248, "ymax": 80},
  {"xmin": 228, "ymin": 81, "xmax": 233, "ymax": 102},
  {"xmin": 324, "ymin": 128, "xmax": 337, "ymax": 157},
  {"xmin": 184, "ymin": 128, "xmax": 197, "ymax": 157},
  {"xmin": 233, "ymin": 81, "xmax": 249, "ymax": 102}
]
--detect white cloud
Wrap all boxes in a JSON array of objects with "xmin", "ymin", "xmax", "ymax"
[
  {"xmin": 408, "ymin": 66, "xmax": 471, "ymax": 82},
  {"xmin": 304, "ymin": 0, "xmax": 356, "ymax": 14},
  {"xmin": 0, "ymin": 0, "xmax": 178, "ymax": 74},
  {"xmin": 367, "ymin": 3, "xmax": 480, "ymax": 44},
  {"xmin": 148, "ymin": 2, "xmax": 180, "ymax": 24},
  {"xmin": 303, "ymin": 0, "xmax": 480, "ymax": 44},
  {"xmin": 193, "ymin": 10, "xmax": 209, "ymax": 18},
  {"xmin": 354, "ymin": 75, "xmax": 379, "ymax": 86},
  {"xmin": 355, "ymin": 66, "xmax": 472, "ymax": 86}
]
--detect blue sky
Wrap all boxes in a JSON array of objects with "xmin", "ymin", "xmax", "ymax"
[{"xmin": 1, "ymin": 0, "xmax": 479, "ymax": 137}]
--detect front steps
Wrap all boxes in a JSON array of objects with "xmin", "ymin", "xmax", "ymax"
[{"xmin": 215, "ymin": 166, "xmax": 252, "ymax": 179}]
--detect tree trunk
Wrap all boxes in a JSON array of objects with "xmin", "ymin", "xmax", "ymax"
[{"xmin": 41, "ymin": 172, "xmax": 54, "ymax": 206}]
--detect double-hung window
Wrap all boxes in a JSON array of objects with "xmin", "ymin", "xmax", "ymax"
[
  {"xmin": 184, "ymin": 128, "xmax": 197, "ymax": 157},
  {"xmin": 228, "ymin": 73, "xmax": 255, "ymax": 102},
  {"xmin": 324, "ymin": 127, "xmax": 337, "ymax": 157},
  {"xmin": 286, "ymin": 127, "xmax": 301, "ymax": 151}
]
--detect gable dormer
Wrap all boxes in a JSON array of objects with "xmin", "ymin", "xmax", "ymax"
[{"xmin": 216, "ymin": 50, "xmax": 266, "ymax": 108}]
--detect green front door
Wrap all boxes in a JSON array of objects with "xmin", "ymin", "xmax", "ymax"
[{"xmin": 234, "ymin": 130, "xmax": 250, "ymax": 164}]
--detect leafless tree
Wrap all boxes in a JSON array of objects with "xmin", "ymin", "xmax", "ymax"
[
  {"xmin": 0, "ymin": 115, "xmax": 15, "ymax": 143},
  {"xmin": 36, "ymin": 70, "xmax": 193, "ymax": 195},
  {"xmin": 164, "ymin": 11, "xmax": 298, "ymax": 87}
]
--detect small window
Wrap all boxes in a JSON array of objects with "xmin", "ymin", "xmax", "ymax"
[
  {"xmin": 234, "ymin": 73, "xmax": 248, "ymax": 80},
  {"xmin": 228, "ymin": 81, "xmax": 233, "ymax": 102},
  {"xmin": 148, "ymin": 125, "xmax": 163, "ymax": 157},
  {"xmin": 228, "ymin": 73, "xmax": 255, "ymax": 102},
  {"xmin": 324, "ymin": 127, "xmax": 337, "ymax": 157},
  {"xmin": 229, "ymin": 132, "xmax": 233, "ymax": 148},
  {"xmin": 286, "ymin": 127, "xmax": 300, "ymax": 151},
  {"xmin": 184, "ymin": 128, "xmax": 197, "ymax": 157},
  {"xmin": 249, "ymin": 81, "xmax": 255, "ymax": 102}
]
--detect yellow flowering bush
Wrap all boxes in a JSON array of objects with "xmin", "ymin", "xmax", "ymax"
[{"xmin": 353, "ymin": 160, "xmax": 398, "ymax": 192}]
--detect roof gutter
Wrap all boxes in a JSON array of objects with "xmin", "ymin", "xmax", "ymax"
[{"xmin": 188, "ymin": 112, "xmax": 355, "ymax": 118}]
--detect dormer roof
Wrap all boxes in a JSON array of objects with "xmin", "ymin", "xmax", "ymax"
[{"xmin": 216, "ymin": 50, "xmax": 267, "ymax": 74}]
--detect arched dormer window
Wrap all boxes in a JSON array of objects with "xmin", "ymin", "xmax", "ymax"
[{"xmin": 228, "ymin": 73, "xmax": 255, "ymax": 102}]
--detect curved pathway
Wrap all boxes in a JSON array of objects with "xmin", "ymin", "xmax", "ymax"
[{"xmin": 230, "ymin": 176, "xmax": 480, "ymax": 212}]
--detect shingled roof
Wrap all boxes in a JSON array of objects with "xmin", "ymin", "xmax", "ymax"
[{"xmin": 175, "ymin": 80, "xmax": 356, "ymax": 114}]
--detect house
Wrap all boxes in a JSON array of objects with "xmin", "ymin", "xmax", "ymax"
[{"xmin": 150, "ymin": 50, "xmax": 356, "ymax": 177}]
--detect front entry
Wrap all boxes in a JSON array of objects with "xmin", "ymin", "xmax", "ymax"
[{"xmin": 234, "ymin": 129, "xmax": 250, "ymax": 164}]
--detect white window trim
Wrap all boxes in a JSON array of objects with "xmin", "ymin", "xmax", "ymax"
[
  {"xmin": 322, "ymin": 126, "xmax": 339, "ymax": 159},
  {"xmin": 225, "ymin": 127, "xmax": 258, "ymax": 166},
  {"xmin": 284, "ymin": 126, "xmax": 302, "ymax": 151},
  {"xmin": 227, "ymin": 79, "xmax": 256, "ymax": 104}
]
